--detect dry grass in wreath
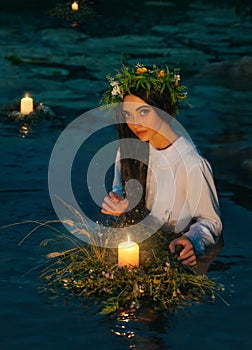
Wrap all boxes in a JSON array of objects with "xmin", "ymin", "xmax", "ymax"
[
  {"xmin": 1, "ymin": 202, "xmax": 226, "ymax": 316},
  {"xmin": 41, "ymin": 228, "xmax": 226, "ymax": 315}
]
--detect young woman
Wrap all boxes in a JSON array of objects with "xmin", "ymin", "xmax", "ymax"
[{"xmin": 100, "ymin": 63, "xmax": 222, "ymax": 266}]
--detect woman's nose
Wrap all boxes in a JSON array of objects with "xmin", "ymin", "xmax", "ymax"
[{"xmin": 131, "ymin": 113, "xmax": 142, "ymax": 125}]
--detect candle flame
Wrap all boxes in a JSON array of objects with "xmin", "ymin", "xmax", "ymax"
[
  {"xmin": 127, "ymin": 235, "xmax": 131, "ymax": 244},
  {"xmin": 72, "ymin": 1, "xmax": 79, "ymax": 10}
]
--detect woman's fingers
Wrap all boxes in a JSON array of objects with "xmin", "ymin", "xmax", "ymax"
[
  {"xmin": 101, "ymin": 199, "xmax": 117, "ymax": 213},
  {"xmin": 169, "ymin": 237, "xmax": 197, "ymax": 266},
  {"xmin": 103, "ymin": 196, "xmax": 122, "ymax": 212},
  {"xmin": 101, "ymin": 193, "xmax": 129, "ymax": 216},
  {"xmin": 180, "ymin": 254, "xmax": 197, "ymax": 266},
  {"xmin": 177, "ymin": 245, "xmax": 193, "ymax": 260},
  {"xmin": 103, "ymin": 196, "xmax": 115, "ymax": 207},
  {"xmin": 178, "ymin": 246, "xmax": 197, "ymax": 266},
  {"xmin": 101, "ymin": 202, "xmax": 122, "ymax": 216},
  {"xmin": 101, "ymin": 208, "xmax": 121, "ymax": 216},
  {"xmin": 109, "ymin": 191, "xmax": 122, "ymax": 202}
]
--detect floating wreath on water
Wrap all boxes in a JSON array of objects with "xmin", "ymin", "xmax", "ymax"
[
  {"xmin": 1, "ymin": 102, "xmax": 55, "ymax": 123},
  {"xmin": 41, "ymin": 230, "xmax": 224, "ymax": 315},
  {"xmin": 0, "ymin": 102, "xmax": 63, "ymax": 137},
  {"xmin": 48, "ymin": 1, "xmax": 94, "ymax": 25}
]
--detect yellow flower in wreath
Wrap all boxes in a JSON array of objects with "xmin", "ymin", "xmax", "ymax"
[
  {"xmin": 157, "ymin": 70, "xmax": 165, "ymax": 78},
  {"xmin": 136, "ymin": 66, "xmax": 147, "ymax": 74}
]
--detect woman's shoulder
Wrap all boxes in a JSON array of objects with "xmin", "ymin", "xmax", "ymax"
[{"xmin": 172, "ymin": 136, "xmax": 212, "ymax": 171}]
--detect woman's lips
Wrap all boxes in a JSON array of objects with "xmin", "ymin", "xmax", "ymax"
[{"xmin": 136, "ymin": 129, "xmax": 147, "ymax": 138}]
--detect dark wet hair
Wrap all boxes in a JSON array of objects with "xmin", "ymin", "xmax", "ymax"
[
  {"xmin": 115, "ymin": 86, "xmax": 176, "ymax": 222},
  {"xmin": 130, "ymin": 86, "xmax": 177, "ymax": 118}
]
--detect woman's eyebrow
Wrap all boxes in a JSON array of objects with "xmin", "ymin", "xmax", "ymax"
[
  {"xmin": 122, "ymin": 104, "xmax": 150, "ymax": 113},
  {"xmin": 135, "ymin": 104, "xmax": 150, "ymax": 111}
]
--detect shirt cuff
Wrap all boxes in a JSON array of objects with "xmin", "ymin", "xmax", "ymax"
[{"xmin": 183, "ymin": 224, "xmax": 216, "ymax": 255}]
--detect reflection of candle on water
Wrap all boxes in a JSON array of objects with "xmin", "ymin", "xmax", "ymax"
[
  {"xmin": 118, "ymin": 235, "xmax": 139, "ymax": 267},
  {"xmin": 20, "ymin": 94, "xmax": 33, "ymax": 115},
  {"xmin": 71, "ymin": 1, "xmax": 79, "ymax": 10}
]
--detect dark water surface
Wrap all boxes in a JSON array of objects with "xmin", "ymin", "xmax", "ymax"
[{"xmin": 0, "ymin": 0, "xmax": 252, "ymax": 349}]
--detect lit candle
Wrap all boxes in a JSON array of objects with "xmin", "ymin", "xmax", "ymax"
[
  {"xmin": 20, "ymin": 94, "xmax": 33, "ymax": 115},
  {"xmin": 118, "ymin": 236, "xmax": 139, "ymax": 267},
  {"xmin": 71, "ymin": 1, "xmax": 79, "ymax": 11}
]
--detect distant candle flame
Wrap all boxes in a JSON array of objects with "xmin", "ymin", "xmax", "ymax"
[{"xmin": 71, "ymin": 1, "xmax": 79, "ymax": 10}]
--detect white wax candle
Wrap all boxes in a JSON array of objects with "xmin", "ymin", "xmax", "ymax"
[
  {"xmin": 118, "ymin": 236, "xmax": 139, "ymax": 267},
  {"xmin": 71, "ymin": 2, "xmax": 79, "ymax": 11},
  {"xmin": 20, "ymin": 94, "xmax": 33, "ymax": 115}
]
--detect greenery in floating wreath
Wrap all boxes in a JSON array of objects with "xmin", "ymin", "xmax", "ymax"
[
  {"xmin": 41, "ymin": 228, "xmax": 225, "ymax": 316},
  {"xmin": 100, "ymin": 63, "xmax": 188, "ymax": 109},
  {"xmin": 48, "ymin": 0, "xmax": 94, "ymax": 24}
]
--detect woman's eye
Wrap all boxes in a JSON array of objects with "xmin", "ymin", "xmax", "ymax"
[
  {"xmin": 122, "ymin": 111, "xmax": 131, "ymax": 119},
  {"xmin": 139, "ymin": 108, "xmax": 150, "ymax": 116}
]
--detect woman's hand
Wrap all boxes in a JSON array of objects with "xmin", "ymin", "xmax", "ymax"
[
  {"xmin": 169, "ymin": 237, "xmax": 197, "ymax": 266},
  {"xmin": 101, "ymin": 191, "xmax": 129, "ymax": 216}
]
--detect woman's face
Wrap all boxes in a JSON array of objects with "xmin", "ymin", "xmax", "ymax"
[{"xmin": 122, "ymin": 95, "xmax": 163, "ymax": 143}]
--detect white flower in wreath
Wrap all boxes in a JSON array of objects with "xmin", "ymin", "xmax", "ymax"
[
  {"xmin": 174, "ymin": 74, "xmax": 181, "ymax": 86},
  {"xmin": 110, "ymin": 81, "xmax": 121, "ymax": 96}
]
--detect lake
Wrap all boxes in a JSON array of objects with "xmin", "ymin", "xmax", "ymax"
[{"xmin": 0, "ymin": 0, "xmax": 252, "ymax": 349}]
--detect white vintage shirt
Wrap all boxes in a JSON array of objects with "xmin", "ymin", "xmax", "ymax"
[{"xmin": 112, "ymin": 136, "xmax": 222, "ymax": 254}]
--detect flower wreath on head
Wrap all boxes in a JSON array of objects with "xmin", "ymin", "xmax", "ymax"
[{"xmin": 100, "ymin": 63, "xmax": 188, "ymax": 111}]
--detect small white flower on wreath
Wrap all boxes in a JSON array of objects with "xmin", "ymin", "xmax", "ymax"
[
  {"xmin": 174, "ymin": 74, "xmax": 181, "ymax": 86},
  {"xmin": 110, "ymin": 80, "xmax": 121, "ymax": 96}
]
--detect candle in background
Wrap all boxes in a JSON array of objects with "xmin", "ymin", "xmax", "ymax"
[
  {"xmin": 71, "ymin": 1, "xmax": 79, "ymax": 10},
  {"xmin": 20, "ymin": 94, "xmax": 33, "ymax": 115},
  {"xmin": 118, "ymin": 236, "xmax": 139, "ymax": 267}
]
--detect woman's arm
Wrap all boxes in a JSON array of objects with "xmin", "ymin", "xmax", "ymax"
[
  {"xmin": 111, "ymin": 148, "xmax": 124, "ymax": 197},
  {"xmin": 183, "ymin": 158, "xmax": 222, "ymax": 254},
  {"xmin": 101, "ymin": 149, "xmax": 129, "ymax": 216},
  {"xmin": 169, "ymin": 156, "xmax": 222, "ymax": 265}
]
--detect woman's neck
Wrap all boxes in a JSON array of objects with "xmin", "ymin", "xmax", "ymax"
[{"xmin": 149, "ymin": 122, "xmax": 179, "ymax": 150}]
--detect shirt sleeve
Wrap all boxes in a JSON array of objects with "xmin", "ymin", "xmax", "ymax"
[
  {"xmin": 112, "ymin": 148, "xmax": 124, "ymax": 198},
  {"xmin": 183, "ymin": 158, "xmax": 222, "ymax": 254}
]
